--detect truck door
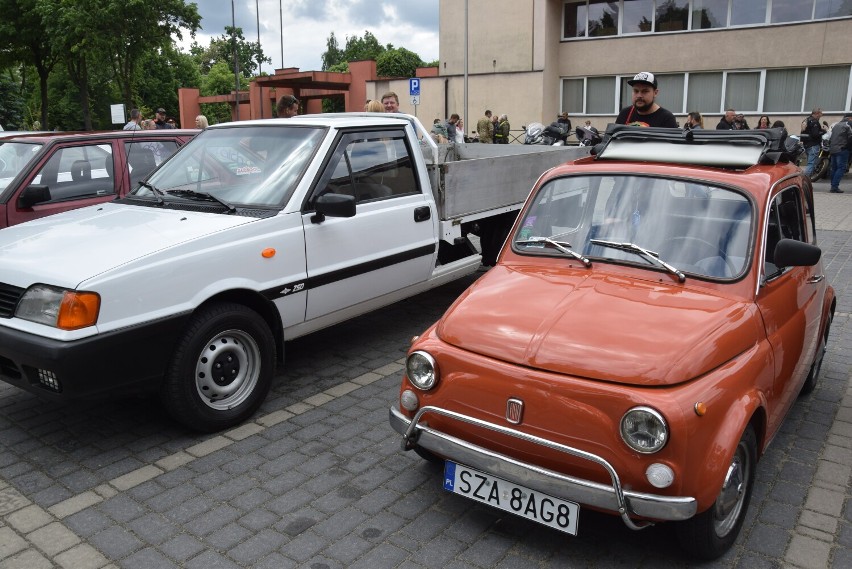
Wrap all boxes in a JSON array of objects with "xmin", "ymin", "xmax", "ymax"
[{"xmin": 301, "ymin": 129, "xmax": 437, "ymax": 320}]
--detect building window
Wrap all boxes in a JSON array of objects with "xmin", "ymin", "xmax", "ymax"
[
  {"xmin": 656, "ymin": 0, "xmax": 690, "ymax": 32},
  {"xmin": 731, "ymin": 0, "xmax": 768, "ymax": 26},
  {"xmin": 764, "ymin": 69, "xmax": 806, "ymax": 112},
  {"xmin": 692, "ymin": 0, "xmax": 728, "ymax": 29},
  {"xmin": 589, "ymin": 0, "xmax": 619, "ymax": 36},
  {"xmin": 623, "ymin": 0, "xmax": 654, "ymax": 33},
  {"xmin": 563, "ymin": 0, "xmax": 851, "ymax": 40},
  {"xmin": 725, "ymin": 72, "xmax": 760, "ymax": 112},
  {"xmin": 563, "ymin": 65, "xmax": 852, "ymax": 116}
]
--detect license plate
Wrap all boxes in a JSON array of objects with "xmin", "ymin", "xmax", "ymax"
[{"xmin": 444, "ymin": 461, "xmax": 579, "ymax": 535}]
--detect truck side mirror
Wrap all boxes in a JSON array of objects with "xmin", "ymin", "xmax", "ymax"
[
  {"xmin": 773, "ymin": 238, "xmax": 821, "ymax": 268},
  {"xmin": 311, "ymin": 193, "xmax": 356, "ymax": 224},
  {"xmin": 17, "ymin": 184, "xmax": 52, "ymax": 208}
]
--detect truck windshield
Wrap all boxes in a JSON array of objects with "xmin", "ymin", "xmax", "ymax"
[
  {"xmin": 0, "ymin": 142, "xmax": 43, "ymax": 190},
  {"xmin": 514, "ymin": 175, "xmax": 753, "ymax": 280},
  {"xmin": 135, "ymin": 125, "xmax": 325, "ymax": 207}
]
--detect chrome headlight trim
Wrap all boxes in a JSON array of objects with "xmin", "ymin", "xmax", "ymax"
[
  {"xmin": 406, "ymin": 351, "xmax": 438, "ymax": 390},
  {"xmin": 620, "ymin": 406, "xmax": 669, "ymax": 454}
]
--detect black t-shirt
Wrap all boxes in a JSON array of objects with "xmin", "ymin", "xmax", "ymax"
[
  {"xmin": 615, "ymin": 106, "xmax": 678, "ymax": 128},
  {"xmin": 716, "ymin": 118, "xmax": 735, "ymax": 130}
]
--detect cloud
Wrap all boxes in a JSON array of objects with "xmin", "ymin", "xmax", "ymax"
[{"xmin": 181, "ymin": 0, "xmax": 439, "ymax": 72}]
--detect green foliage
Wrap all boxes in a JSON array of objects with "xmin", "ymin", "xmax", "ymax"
[
  {"xmin": 321, "ymin": 32, "xmax": 343, "ymax": 71},
  {"xmin": 327, "ymin": 62, "xmax": 349, "ymax": 73},
  {"xmin": 0, "ymin": 70, "xmax": 26, "ymax": 130},
  {"xmin": 376, "ymin": 48, "xmax": 424, "ymax": 78},
  {"xmin": 189, "ymin": 26, "xmax": 270, "ymax": 79}
]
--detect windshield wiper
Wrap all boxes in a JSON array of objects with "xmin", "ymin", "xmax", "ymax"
[
  {"xmin": 166, "ymin": 189, "xmax": 236, "ymax": 213},
  {"xmin": 139, "ymin": 181, "xmax": 164, "ymax": 205},
  {"xmin": 589, "ymin": 239, "xmax": 685, "ymax": 282},
  {"xmin": 515, "ymin": 236, "xmax": 591, "ymax": 267}
]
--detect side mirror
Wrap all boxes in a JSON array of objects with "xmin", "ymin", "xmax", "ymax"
[
  {"xmin": 773, "ymin": 238, "xmax": 821, "ymax": 268},
  {"xmin": 311, "ymin": 193, "xmax": 356, "ymax": 224},
  {"xmin": 17, "ymin": 184, "xmax": 51, "ymax": 208}
]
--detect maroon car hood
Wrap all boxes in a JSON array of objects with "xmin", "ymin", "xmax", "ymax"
[{"xmin": 436, "ymin": 265, "xmax": 758, "ymax": 386}]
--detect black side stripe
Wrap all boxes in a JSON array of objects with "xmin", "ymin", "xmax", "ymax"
[{"xmin": 262, "ymin": 243, "xmax": 436, "ymax": 300}]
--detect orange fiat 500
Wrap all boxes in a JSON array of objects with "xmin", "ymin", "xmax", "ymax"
[{"xmin": 389, "ymin": 126, "xmax": 836, "ymax": 560}]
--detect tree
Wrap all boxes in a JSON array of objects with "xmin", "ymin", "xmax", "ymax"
[
  {"xmin": 189, "ymin": 26, "xmax": 270, "ymax": 79},
  {"xmin": 0, "ymin": 68, "xmax": 26, "ymax": 129},
  {"xmin": 321, "ymin": 32, "xmax": 343, "ymax": 71},
  {"xmin": 0, "ymin": 0, "xmax": 59, "ymax": 128},
  {"xmin": 376, "ymin": 48, "xmax": 424, "ymax": 78},
  {"xmin": 102, "ymin": 0, "xmax": 201, "ymax": 110}
]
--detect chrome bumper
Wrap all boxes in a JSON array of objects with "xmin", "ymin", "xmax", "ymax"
[{"xmin": 389, "ymin": 405, "xmax": 697, "ymax": 528}]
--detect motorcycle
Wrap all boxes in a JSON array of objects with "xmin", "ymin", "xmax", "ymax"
[
  {"xmin": 576, "ymin": 126, "xmax": 602, "ymax": 147},
  {"xmin": 523, "ymin": 121, "xmax": 570, "ymax": 145},
  {"xmin": 809, "ymin": 137, "xmax": 831, "ymax": 182}
]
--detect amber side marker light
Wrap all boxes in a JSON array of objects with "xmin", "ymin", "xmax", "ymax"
[
  {"xmin": 57, "ymin": 292, "xmax": 101, "ymax": 330},
  {"xmin": 262, "ymin": 248, "xmax": 276, "ymax": 258},
  {"xmin": 694, "ymin": 402, "xmax": 707, "ymax": 416}
]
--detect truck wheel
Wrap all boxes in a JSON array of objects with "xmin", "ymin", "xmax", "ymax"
[
  {"xmin": 162, "ymin": 302, "xmax": 275, "ymax": 432},
  {"xmin": 676, "ymin": 424, "xmax": 756, "ymax": 560}
]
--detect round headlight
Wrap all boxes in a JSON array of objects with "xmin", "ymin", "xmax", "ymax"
[
  {"xmin": 406, "ymin": 351, "xmax": 438, "ymax": 390},
  {"xmin": 620, "ymin": 406, "xmax": 668, "ymax": 454}
]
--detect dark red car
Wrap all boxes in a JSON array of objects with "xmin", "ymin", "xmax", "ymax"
[{"xmin": 0, "ymin": 130, "xmax": 197, "ymax": 228}]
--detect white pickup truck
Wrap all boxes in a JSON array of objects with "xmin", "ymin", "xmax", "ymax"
[{"xmin": 0, "ymin": 114, "xmax": 587, "ymax": 431}]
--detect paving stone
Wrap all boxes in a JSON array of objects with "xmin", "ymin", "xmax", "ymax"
[
  {"xmin": 0, "ymin": 526, "xmax": 28, "ymax": 559},
  {"xmin": 27, "ymin": 521, "xmax": 81, "ymax": 557},
  {"xmin": 0, "ymin": 548, "xmax": 53, "ymax": 569},
  {"xmin": 159, "ymin": 533, "xmax": 205, "ymax": 562},
  {"xmin": 5, "ymin": 504, "xmax": 52, "ymax": 534},
  {"xmin": 53, "ymin": 543, "xmax": 110, "ymax": 569},
  {"xmin": 786, "ymin": 533, "xmax": 832, "ymax": 569}
]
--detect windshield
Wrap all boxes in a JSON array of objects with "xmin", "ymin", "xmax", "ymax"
[
  {"xmin": 514, "ymin": 175, "xmax": 753, "ymax": 280},
  {"xmin": 134, "ymin": 125, "xmax": 326, "ymax": 207},
  {"xmin": 0, "ymin": 142, "xmax": 43, "ymax": 190}
]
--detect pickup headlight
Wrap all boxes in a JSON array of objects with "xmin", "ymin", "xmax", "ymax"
[
  {"xmin": 620, "ymin": 406, "xmax": 668, "ymax": 454},
  {"xmin": 406, "ymin": 351, "xmax": 438, "ymax": 390},
  {"xmin": 16, "ymin": 285, "xmax": 100, "ymax": 330}
]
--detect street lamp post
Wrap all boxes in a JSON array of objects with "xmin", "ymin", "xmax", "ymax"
[{"xmin": 232, "ymin": 0, "xmax": 240, "ymax": 120}]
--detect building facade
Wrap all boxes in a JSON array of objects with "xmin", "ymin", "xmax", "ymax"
[{"xmin": 404, "ymin": 0, "xmax": 852, "ymax": 135}]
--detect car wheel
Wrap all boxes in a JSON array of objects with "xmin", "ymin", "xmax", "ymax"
[
  {"xmin": 801, "ymin": 312, "xmax": 832, "ymax": 396},
  {"xmin": 676, "ymin": 424, "xmax": 756, "ymax": 560},
  {"xmin": 162, "ymin": 302, "xmax": 275, "ymax": 432}
]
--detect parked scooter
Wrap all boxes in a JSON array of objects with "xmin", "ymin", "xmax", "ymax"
[
  {"xmin": 523, "ymin": 121, "xmax": 570, "ymax": 145},
  {"xmin": 576, "ymin": 125, "xmax": 602, "ymax": 147}
]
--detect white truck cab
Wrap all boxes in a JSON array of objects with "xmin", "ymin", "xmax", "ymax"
[{"xmin": 0, "ymin": 114, "xmax": 587, "ymax": 431}]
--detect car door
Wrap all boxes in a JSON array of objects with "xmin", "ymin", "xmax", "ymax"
[
  {"xmin": 8, "ymin": 141, "xmax": 119, "ymax": 225},
  {"xmin": 757, "ymin": 184, "xmax": 826, "ymax": 434},
  {"xmin": 301, "ymin": 128, "xmax": 437, "ymax": 321}
]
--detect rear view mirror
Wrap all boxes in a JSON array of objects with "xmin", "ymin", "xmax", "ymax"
[
  {"xmin": 17, "ymin": 184, "xmax": 51, "ymax": 208},
  {"xmin": 773, "ymin": 238, "xmax": 821, "ymax": 268},
  {"xmin": 311, "ymin": 193, "xmax": 356, "ymax": 224}
]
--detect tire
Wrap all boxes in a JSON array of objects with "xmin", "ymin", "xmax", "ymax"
[
  {"xmin": 676, "ymin": 424, "xmax": 757, "ymax": 560},
  {"xmin": 811, "ymin": 157, "xmax": 829, "ymax": 182},
  {"xmin": 162, "ymin": 302, "xmax": 275, "ymax": 432},
  {"xmin": 801, "ymin": 312, "xmax": 832, "ymax": 396}
]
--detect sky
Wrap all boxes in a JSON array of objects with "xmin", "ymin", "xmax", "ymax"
[{"xmin": 178, "ymin": 0, "xmax": 440, "ymax": 74}]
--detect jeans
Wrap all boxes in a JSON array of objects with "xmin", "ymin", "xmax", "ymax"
[
  {"xmin": 830, "ymin": 149, "xmax": 850, "ymax": 190},
  {"xmin": 804, "ymin": 144, "xmax": 821, "ymax": 176}
]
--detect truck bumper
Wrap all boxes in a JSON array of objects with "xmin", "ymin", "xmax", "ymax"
[
  {"xmin": 389, "ymin": 405, "xmax": 697, "ymax": 527},
  {"xmin": 0, "ymin": 313, "xmax": 191, "ymax": 399}
]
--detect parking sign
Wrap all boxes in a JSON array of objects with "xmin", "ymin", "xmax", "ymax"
[{"xmin": 409, "ymin": 78, "xmax": 420, "ymax": 96}]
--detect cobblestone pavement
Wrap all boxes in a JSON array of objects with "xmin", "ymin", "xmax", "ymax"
[{"xmin": 1, "ymin": 178, "xmax": 852, "ymax": 568}]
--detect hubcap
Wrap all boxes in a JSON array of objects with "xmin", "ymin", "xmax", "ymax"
[
  {"xmin": 713, "ymin": 440, "xmax": 750, "ymax": 537},
  {"xmin": 195, "ymin": 329, "xmax": 261, "ymax": 410}
]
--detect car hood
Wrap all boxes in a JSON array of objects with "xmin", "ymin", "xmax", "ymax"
[
  {"xmin": 436, "ymin": 264, "xmax": 758, "ymax": 386},
  {"xmin": 0, "ymin": 203, "xmax": 258, "ymax": 288}
]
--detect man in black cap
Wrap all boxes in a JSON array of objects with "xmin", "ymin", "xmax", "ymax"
[
  {"xmin": 155, "ymin": 108, "xmax": 174, "ymax": 129},
  {"xmin": 615, "ymin": 71, "xmax": 678, "ymax": 128}
]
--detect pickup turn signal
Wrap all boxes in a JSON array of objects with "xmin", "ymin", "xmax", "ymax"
[{"xmin": 57, "ymin": 292, "xmax": 100, "ymax": 330}]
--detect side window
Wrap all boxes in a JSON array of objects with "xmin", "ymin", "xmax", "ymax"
[
  {"xmin": 764, "ymin": 187, "xmax": 805, "ymax": 276},
  {"xmin": 312, "ymin": 134, "xmax": 420, "ymax": 205},
  {"xmin": 125, "ymin": 141, "xmax": 179, "ymax": 188},
  {"xmin": 32, "ymin": 144, "xmax": 115, "ymax": 202}
]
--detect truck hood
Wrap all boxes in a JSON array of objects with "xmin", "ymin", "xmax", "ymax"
[
  {"xmin": 0, "ymin": 203, "xmax": 258, "ymax": 287},
  {"xmin": 436, "ymin": 264, "xmax": 758, "ymax": 386}
]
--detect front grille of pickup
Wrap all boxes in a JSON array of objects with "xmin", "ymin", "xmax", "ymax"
[{"xmin": 0, "ymin": 282, "xmax": 25, "ymax": 318}]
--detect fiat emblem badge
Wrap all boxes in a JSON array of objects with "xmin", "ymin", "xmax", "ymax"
[{"xmin": 506, "ymin": 398, "xmax": 524, "ymax": 425}]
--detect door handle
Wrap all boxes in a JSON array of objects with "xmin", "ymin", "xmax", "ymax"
[
  {"xmin": 807, "ymin": 275, "xmax": 825, "ymax": 283},
  {"xmin": 414, "ymin": 206, "xmax": 431, "ymax": 222}
]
